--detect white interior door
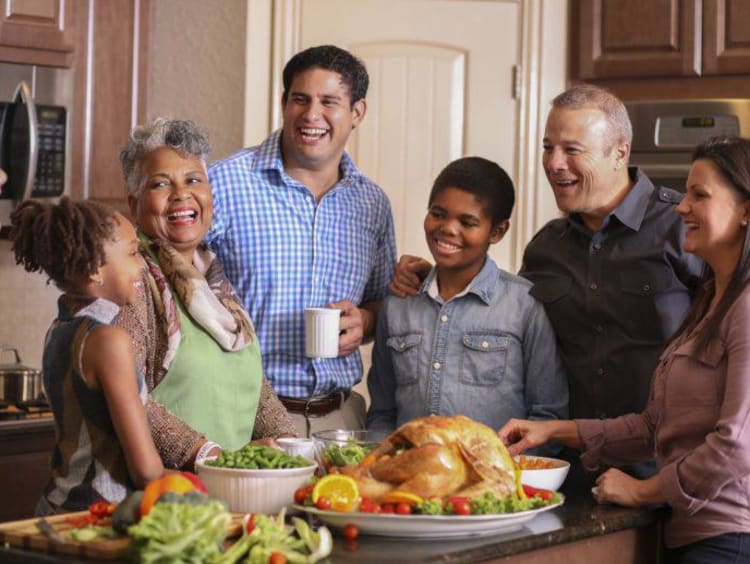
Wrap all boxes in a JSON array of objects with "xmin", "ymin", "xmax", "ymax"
[{"xmin": 297, "ymin": 0, "xmax": 521, "ymax": 271}]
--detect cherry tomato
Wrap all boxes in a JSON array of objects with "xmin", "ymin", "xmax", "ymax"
[
  {"xmin": 359, "ymin": 497, "xmax": 377, "ymax": 513},
  {"xmin": 269, "ymin": 552, "xmax": 287, "ymax": 564},
  {"xmin": 245, "ymin": 513, "xmax": 256, "ymax": 534},
  {"xmin": 294, "ymin": 484, "xmax": 314, "ymax": 505},
  {"xmin": 343, "ymin": 523, "xmax": 360, "ymax": 540},
  {"xmin": 448, "ymin": 496, "xmax": 469, "ymax": 506},
  {"xmin": 88, "ymin": 501, "xmax": 112, "ymax": 518},
  {"xmin": 380, "ymin": 503, "xmax": 395, "ymax": 514},
  {"xmin": 452, "ymin": 500, "xmax": 471, "ymax": 516},
  {"xmin": 395, "ymin": 502, "xmax": 412, "ymax": 515},
  {"xmin": 65, "ymin": 514, "xmax": 97, "ymax": 528},
  {"xmin": 522, "ymin": 484, "xmax": 553, "ymax": 500},
  {"xmin": 316, "ymin": 496, "xmax": 332, "ymax": 510}
]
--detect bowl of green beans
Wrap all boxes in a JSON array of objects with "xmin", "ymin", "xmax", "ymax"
[{"xmin": 196, "ymin": 445, "xmax": 317, "ymax": 514}]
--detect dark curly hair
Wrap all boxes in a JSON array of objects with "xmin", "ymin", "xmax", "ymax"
[
  {"xmin": 429, "ymin": 157, "xmax": 515, "ymax": 227},
  {"xmin": 282, "ymin": 45, "xmax": 369, "ymax": 106},
  {"xmin": 9, "ymin": 197, "xmax": 119, "ymax": 291}
]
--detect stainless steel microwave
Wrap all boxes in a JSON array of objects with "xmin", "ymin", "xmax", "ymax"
[{"xmin": 0, "ymin": 80, "xmax": 67, "ymax": 228}]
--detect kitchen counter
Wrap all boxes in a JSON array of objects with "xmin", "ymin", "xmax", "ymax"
[
  {"xmin": 0, "ymin": 473, "xmax": 666, "ymax": 563},
  {"xmin": 0, "ymin": 415, "xmax": 54, "ymax": 434},
  {"xmin": 0, "ymin": 415, "xmax": 54, "ymax": 522}
]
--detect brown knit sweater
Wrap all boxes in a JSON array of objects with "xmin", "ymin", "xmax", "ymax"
[{"xmin": 116, "ymin": 270, "xmax": 295, "ymax": 469}]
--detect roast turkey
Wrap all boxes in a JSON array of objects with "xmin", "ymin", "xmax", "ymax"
[{"xmin": 340, "ymin": 415, "xmax": 519, "ymax": 501}]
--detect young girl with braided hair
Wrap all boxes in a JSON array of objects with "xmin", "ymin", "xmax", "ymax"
[{"xmin": 9, "ymin": 197, "xmax": 164, "ymax": 514}]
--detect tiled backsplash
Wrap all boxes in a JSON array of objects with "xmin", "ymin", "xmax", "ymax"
[{"xmin": 0, "ymin": 240, "xmax": 60, "ymax": 369}]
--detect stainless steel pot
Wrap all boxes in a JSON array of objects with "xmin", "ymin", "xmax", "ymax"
[{"xmin": 0, "ymin": 346, "xmax": 44, "ymax": 403}]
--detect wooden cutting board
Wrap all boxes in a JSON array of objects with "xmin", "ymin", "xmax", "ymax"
[{"xmin": 0, "ymin": 510, "xmax": 245, "ymax": 560}]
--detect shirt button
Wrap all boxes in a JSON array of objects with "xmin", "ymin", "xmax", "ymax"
[
  {"xmin": 589, "ymin": 282, "xmax": 598, "ymax": 290},
  {"xmin": 441, "ymin": 315, "xmax": 448, "ymax": 322},
  {"xmin": 593, "ymin": 242, "xmax": 602, "ymax": 250},
  {"xmin": 642, "ymin": 284, "xmax": 651, "ymax": 292},
  {"xmin": 596, "ymin": 368, "xmax": 605, "ymax": 376},
  {"xmin": 433, "ymin": 362, "xmax": 441, "ymax": 370},
  {"xmin": 594, "ymin": 324, "xmax": 603, "ymax": 333},
  {"xmin": 481, "ymin": 341, "xmax": 489, "ymax": 349},
  {"xmin": 399, "ymin": 342, "xmax": 406, "ymax": 350}
]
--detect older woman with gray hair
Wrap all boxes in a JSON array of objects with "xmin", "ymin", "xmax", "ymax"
[{"xmin": 116, "ymin": 117, "xmax": 295, "ymax": 469}]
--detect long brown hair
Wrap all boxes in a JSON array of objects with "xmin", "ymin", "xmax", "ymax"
[{"xmin": 672, "ymin": 136, "xmax": 750, "ymax": 354}]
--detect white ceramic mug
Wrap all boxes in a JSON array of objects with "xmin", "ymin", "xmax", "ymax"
[{"xmin": 304, "ymin": 307, "xmax": 341, "ymax": 358}]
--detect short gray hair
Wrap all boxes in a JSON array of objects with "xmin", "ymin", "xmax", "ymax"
[
  {"xmin": 552, "ymin": 84, "xmax": 633, "ymax": 150},
  {"xmin": 119, "ymin": 117, "xmax": 211, "ymax": 197}
]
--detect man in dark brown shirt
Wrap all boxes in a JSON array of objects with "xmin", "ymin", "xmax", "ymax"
[{"xmin": 521, "ymin": 84, "xmax": 702, "ymax": 423}]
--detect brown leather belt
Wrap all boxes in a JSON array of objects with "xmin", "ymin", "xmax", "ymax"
[{"xmin": 279, "ymin": 391, "xmax": 350, "ymax": 418}]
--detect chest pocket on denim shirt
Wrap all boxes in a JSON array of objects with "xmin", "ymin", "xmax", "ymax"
[
  {"xmin": 460, "ymin": 333, "xmax": 508, "ymax": 386},
  {"xmin": 386, "ymin": 334, "xmax": 422, "ymax": 386}
]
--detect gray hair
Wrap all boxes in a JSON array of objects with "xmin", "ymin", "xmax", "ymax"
[
  {"xmin": 551, "ymin": 84, "xmax": 633, "ymax": 150},
  {"xmin": 119, "ymin": 117, "xmax": 211, "ymax": 197}
]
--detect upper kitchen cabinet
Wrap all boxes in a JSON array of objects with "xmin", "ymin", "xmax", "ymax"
[
  {"xmin": 0, "ymin": 0, "xmax": 76, "ymax": 67},
  {"xmin": 573, "ymin": 0, "xmax": 750, "ymax": 80},
  {"xmin": 703, "ymin": 0, "xmax": 750, "ymax": 75}
]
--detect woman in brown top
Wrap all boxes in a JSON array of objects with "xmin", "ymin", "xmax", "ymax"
[
  {"xmin": 116, "ymin": 118, "xmax": 295, "ymax": 470},
  {"xmin": 500, "ymin": 136, "xmax": 750, "ymax": 564}
]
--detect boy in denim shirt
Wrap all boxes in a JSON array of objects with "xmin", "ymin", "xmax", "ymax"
[{"xmin": 367, "ymin": 157, "xmax": 568, "ymax": 444}]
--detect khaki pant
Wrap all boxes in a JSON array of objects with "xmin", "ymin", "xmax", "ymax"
[{"xmin": 288, "ymin": 391, "xmax": 366, "ymax": 437}]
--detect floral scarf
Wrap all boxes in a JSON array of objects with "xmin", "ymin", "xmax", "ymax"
[{"xmin": 138, "ymin": 233, "xmax": 255, "ymax": 377}]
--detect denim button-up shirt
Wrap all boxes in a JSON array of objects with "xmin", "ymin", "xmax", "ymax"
[{"xmin": 367, "ymin": 258, "xmax": 568, "ymax": 438}]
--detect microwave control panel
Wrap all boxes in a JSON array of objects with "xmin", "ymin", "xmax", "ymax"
[{"xmin": 32, "ymin": 105, "xmax": 66, "ymax": 197}]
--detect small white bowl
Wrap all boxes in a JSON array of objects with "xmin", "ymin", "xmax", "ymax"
[
  {"xmin": 518, "ymin": 456, "xmax": 570, "ymax": 491},
  {"xmin": 196, "ymin": 458, "xmax": 316, "ymax": 514},
  {"xmin": 276, "ymin": 437, "xmax": 317, "ymax": 463}
]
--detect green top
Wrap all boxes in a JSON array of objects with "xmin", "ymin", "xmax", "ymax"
[{"xmin": 150, "ymin": 294, "xmax": 262, "ymax": 450}]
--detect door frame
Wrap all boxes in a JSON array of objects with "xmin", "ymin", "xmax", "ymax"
[{"xmin": 243, "ymin": 0, "xmax": 568, "ymax": 263}]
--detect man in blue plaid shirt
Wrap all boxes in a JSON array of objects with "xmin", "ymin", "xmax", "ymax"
[{"xmin": 206, "ymin": 45, "xmax": 397, "ymax": 436}]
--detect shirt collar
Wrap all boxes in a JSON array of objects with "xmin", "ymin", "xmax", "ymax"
[
  {"xmin": 59, "ymin": 294, "xmax": 121, "ymax": 324},
  {"xmin": 420, "ymin": 257, "xmax": 499, "ymax": 305},
  {"xmin": 568, "ymin": 167, "xmax": 654, "ymax": 233},
  {"xmin": 253, "ymin": 128, "xmax": 363, "ymax": 185}
]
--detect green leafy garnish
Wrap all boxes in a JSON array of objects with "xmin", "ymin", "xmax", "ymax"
[{"xmin": 323, "ymin": 441, "xmax": 371, "ymax": 466}]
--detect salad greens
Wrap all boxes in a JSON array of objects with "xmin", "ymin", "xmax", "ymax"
[
  {"xmin": 413, "ymin": 491, "xmax": 563, "ymax": 516},
  {"xmin": 207, "ymin": 445, "xmax": 311, "ymax": 470},
  {"xmin": 127, "ymin": 499, "xmax": 230, "ymax": 563},
  {"xmin": 323, "ymin": 441, "xmax": 371, "ymax": 467},
  {"xmin": 217, "ymin": 510, "xmax": 332, "ymax": 564}
]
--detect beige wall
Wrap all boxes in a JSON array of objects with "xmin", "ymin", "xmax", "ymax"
[
  {"xmin": 0, "ymin": 241, "xmax": 60, "ymax": 370},
  {"xmin": 147, "ymin": 0, "xmax": 248, "ymax": 161}
]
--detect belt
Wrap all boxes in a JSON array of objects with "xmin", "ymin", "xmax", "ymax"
[{"xmin": 279, "ymin": 391, "xmax": 350, "ymax": 418}]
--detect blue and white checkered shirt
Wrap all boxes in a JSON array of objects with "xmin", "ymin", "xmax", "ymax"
[{"xmin": 206, "ymin": 130, "xmax": 397, "ymax": 398}]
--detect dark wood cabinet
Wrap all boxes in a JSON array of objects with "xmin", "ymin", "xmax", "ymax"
[
  {"xmin": 69, "ymin": 0, "xmax": 151, "ymax": 214},
  {"xmin": 0, "ymin": 421, "xmax": 55, "ymax": 521},
  {"xmin": 573, "ymin": 0, "xmax": 749, "ymax": 80},
  {"xmin": 703, "ymin": 0, "xmax": 750, "ymax": 75},
  {"xmin": 0, "ymin": 0, "xmax": 76, "ymax": 67},
  {"xmin": 574, "ymin": 0, "xmax": 700, "ymax": 79}
]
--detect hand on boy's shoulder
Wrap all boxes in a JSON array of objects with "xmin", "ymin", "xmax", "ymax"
[{"xmin": 389, "ymin": 255, "xmax": 432, "ymax": 298}]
